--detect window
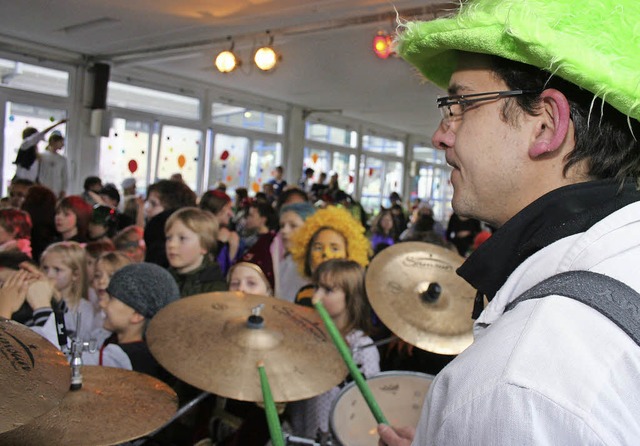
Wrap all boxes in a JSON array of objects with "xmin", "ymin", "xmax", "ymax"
[
  {"xmin": 360, "ymin": 157, "xmax": 403, "ymax": 213},
  {"xmin": 210, "ymin": 134, "xmax": 250, "ymax": 192},
  {"xmin": 99, "ymin": 118, "xmax": 152, "ymax": 195},
  {"xmin": 305, "ymin": 122, "xmax": 357, "ymax": 148},
  {"xmin": 212, "ymin": 103, "xmax": 284, "ymax": 134},
  {"xmin": 362, "ymin": 134, "xmax": 404, "ymax": 157},
  {"xmin": 413, "ymin": 145, "xmax": 446, "ymax": 164},
  {"xmin": 0, "ymin": 58, "xmax": 69, "ymax": 97},
  {"xmin": 108, "ymin": 82, "xmax": 200, "ymax": 120},
  {"xmin": 156, "ymin": 125, "xmax": 202, "ymax": 191},
  {"xmin": 249, "ymin": 140, "xmax": 282, "ymax": 192}
]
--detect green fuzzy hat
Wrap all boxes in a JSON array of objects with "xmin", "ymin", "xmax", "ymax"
[{"xmin": 397, "ymin": 0, "xmax": 640, "ymax": 121}]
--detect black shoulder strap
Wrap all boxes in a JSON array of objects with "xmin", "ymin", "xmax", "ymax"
[{"xmin": 505, "ymin": 270, "xmax": 640, "ymax": 347}]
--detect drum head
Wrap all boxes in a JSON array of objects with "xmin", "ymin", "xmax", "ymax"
[{"xmin": 329, "ymin": 371, "xmax": 433, "ymax": 446}]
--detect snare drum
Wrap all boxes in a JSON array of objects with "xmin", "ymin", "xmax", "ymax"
[{"xmin": 329, "ymin": 371, "xmax": 433, "ymax": 446}]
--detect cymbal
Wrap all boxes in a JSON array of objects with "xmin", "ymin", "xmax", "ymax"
[
  {"xmin": 366, "ymin": 242, "xmax": 476, "ymax": 355},
  {"xmin": 147, "ymin": 292, "xmax": 348, "ymax": 402},
  {"xmin": 0, "ymin": 365, "xmax": 178, "ymax": 446},
  {"xmin": 0, "ymin": 318, "xmax": 70, "ymax": 434}
]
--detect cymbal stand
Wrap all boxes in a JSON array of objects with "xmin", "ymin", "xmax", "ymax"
[{"xmin": 68, "ymin": 313, "xmax": 97, "ymax": 390}]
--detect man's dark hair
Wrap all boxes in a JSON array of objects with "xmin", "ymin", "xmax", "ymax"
[
  {"xmin": 147, "ymin": 180, "xmax": 196, "ymax": 210},
  {"xmin": 249, "ymin": 201, "xmax": 279, "ymax": 231},
  {"xmin": 83, "ymin": 176, "xmax": 102, "ymax": 191},
  {"xmin": 489, "ymin": 56, "xmax": 640, "ymax": 181},
  {"xmin": 10, "ymin": 178, "xmax": 34, "ymax": 188}
]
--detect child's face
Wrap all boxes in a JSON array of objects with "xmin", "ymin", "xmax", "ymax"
[
  {"xmin": 145, "ymin": 191, "xmax": 164, "ymax": 219},
  {"xmin": 41, "ymin": 252, "xmax": 77, "ymax": 295},
  {"xmin": 102, "ymin": 295, "xmax": 136, "ymax": 333},
  {"xmin": 93, "ymin": 260, "xmax": 115, "ymax": 310},
  {"xmin": 312, "ymin": 277, "xmax": 347, "ymax": 320},
  {"xmin": 216, "ymin": 202, "xmax": 234, "ymax": 226},
  {"xmin": 86, "ymin": 255, "xmax": 97, "ymax": 284},
  {"xmin": 279, "ymin": 211, "xmax": 305, "ymax": 253},
  {"xmin": 166, "ymin": 220, "xmax": 206, "ymax": 273},
  {"xmin": 229, "ymin": 264, "xmax": 271, "ymax": 295},
  {"xmin": 310, "ymin": 229, "xmax": 347, "ymax": 272},
  {"xmin": 88, "ymin": 222, "xmax": 107, "ymax": 240},
  {"xmin": 55, "ymin": 209, "xmax": 77, "ymax": 235}
]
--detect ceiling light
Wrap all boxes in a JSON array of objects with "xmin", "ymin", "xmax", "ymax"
[
  {"xmin": 215, "ymin": 39, "xmax": 240, "ymax": 73},
  {"xmin": 254, "ymin": 32, "xmax": 280, "ymax": 72},
  {"xmin": 372, "ymin": 31, "xmax": 394, "ymax": 59}
]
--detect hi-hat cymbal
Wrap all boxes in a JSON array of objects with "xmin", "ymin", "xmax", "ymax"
[
  {"xmin": 0, "ymin": 365, "xmax": 178, "ymax": 446},
  {"xmin": 366, "ymin": 242, "xmax": 476, "ymax": 355},
  {"xmin": 147, "ymin": 292, "xmax": 348, "ymax": 402},
  {"xmin": 0, "ymin": 318, "xmax": 70, "ymax": 434}
]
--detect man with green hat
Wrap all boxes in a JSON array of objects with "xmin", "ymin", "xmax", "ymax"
[{"xmin": 379, "ymin": 0, "xmax": 640, "ymax": 444}]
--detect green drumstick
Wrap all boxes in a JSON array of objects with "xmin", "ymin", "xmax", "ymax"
[
  {"xmin": 313, "ymin": 300, "xmax": 389, "ymax": 425},
  {"xmin": 257, "ymin": 361, "xmax": 285, "ymax": 446}
]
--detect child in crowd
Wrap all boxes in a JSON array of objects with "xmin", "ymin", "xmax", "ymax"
[
  {"xmin": 113, "ymin": 225, "xmax": 145, "ymax": 263},
  {"xmin": 87, "ymin": 205, "xmax": 118, "ymax": 242},
  {"xmin": 290, "ymin": 206, "xmax": 371, "ymax": 306},
  {"xmin": 39, "ymin": 241, "xmax": 99, "ymax": 340},
  {"xmin": 21, "ymin": 184, "xmax": 57, "ymax": 262},
  {"xmin": 199, "ymin": 189, "xmax": 243, "ymax": 275},
  {"xmin": 84, "ymin": 239, "xmax": 115, "ymax": 312},
  {"xmin": 227, "ymin": 244, "xmax": 275, "ymax": 296},
  {"xmin": 287, "ymin": 258, "xmax": 380, "ymax": 439},
  {"xmin": 93, "ymin": 251, "xmax": 132, "ymax": 331},
  {"xmin": 370, "ymin": 209, "xmax": 398, "ymax": 254},
  {"xmin": 165, "ymin": 207, "xmax": 226, "ymax": 297},
  {"xmin": 55, "ymin": 195, "xmax": 93, "ymax": 243},
  {"xmin": 0, "ymin": 208, "xmax": 33, "ymax": 257},
  {"xmin": 13, "ymin": 119, "xmax": 66, "ymax": 183}
]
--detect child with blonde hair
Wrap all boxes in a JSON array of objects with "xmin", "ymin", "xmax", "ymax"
[
  {"xmin": 39, "ymin": 241, "xmax": 100, "ymax": 340},
  {"xmin": 287, "ymin": 258, "xmax": 380, "ymax": 439},
  {"xmin": 165, "ymin": 207, "xmax": 226, "ymax": 296}
]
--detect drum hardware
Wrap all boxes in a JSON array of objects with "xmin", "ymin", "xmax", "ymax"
[
  {"xmin": 0, "ymin": 365, "xmax": 178, "ymax": 446},
  {"xmin": 147, "ymin": 291, "xmax": 348, "ymax": 402},
  {"xmin": 353, "ymin": 335, "xmax": 398, "ymax": 352},
  {"xmin": 365, "ymin": 242, "xmax": 477, "ymax": 355},
  {"xmin": 0, "ymin": 318, "xmax": 70, "ymax": 434},
  {"xmin": 285, "ymin": 433, "xmax": 333, "ymax": 445}
]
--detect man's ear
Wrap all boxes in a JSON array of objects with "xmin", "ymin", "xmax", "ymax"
[{"xmin": 529, "ymin": 89, "xmax": 571, "ymax": 158}]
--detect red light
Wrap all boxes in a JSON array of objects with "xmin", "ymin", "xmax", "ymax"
[{"xmin": 373, "ymin": 32, "xmax": 393, "ymax": 59}]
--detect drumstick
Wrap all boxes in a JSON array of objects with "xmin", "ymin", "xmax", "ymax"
[
  {"xmin": 257, "ymin": 360, "xmax": 285, "ymax": 446},
  {"xmin": 314, "ymin": 300, "xmax": 389, "ymax": 425}
]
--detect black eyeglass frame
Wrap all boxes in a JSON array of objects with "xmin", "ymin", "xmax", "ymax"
[{"xmin": 436, "ymin": 89, "xmax": 542, "ymax": 119}]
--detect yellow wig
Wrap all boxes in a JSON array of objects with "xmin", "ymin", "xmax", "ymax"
[{"xmin": 290, "ymin": 206, "xmax": 371, "ymax": 277}]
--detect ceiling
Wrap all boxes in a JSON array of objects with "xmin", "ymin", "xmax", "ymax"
[{"xmin": 0, "ymin": 0, "xmax": 457, "ymax": 138}]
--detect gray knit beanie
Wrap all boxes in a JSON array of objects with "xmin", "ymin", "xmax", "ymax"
[{"xmin": 106, "ymin": 263, "xmax": 180, "ymax": 318}]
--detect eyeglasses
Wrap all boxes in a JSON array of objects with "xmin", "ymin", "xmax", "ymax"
[{"xmin": 437, "ymin": 89, "xmax": 541, "ymax": 123}]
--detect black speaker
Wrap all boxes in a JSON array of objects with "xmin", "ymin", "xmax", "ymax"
[{"xmin": 90, "ymin": 63, "xmax": 110, "ymax": 109}]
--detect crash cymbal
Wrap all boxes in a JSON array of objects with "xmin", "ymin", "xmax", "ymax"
[
  {"xmin": 0, "ymin": 365, "xmax": 178, "ymax": 446},
  {"xmin": 366, "ymin": 242, "xmax": 476, "ymax": 355},
  {"xmin": 0, "ymin": 318, "xmax": 70, "ymax": 434},
  {"xmin": 147, "ymin": 292, "xmax": 348, "ymax": 402}
]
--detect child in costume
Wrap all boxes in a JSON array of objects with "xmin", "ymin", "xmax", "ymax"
[
  {"xmin": 287, "ymin": 259, "xmax": 380, "ymax": 439},
  {"xmin": 289, "ymin": 205, "xmax": 371, "ymax": 306}
]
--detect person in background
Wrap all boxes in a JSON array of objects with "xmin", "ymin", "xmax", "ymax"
[
  {"xmin": 0, "ymin": 208, "xmax": 33, "ymax": 258},
  {"xmin": 112, "ymin": 225, "xmax": 145, "ymax": 263},
  {"xmin": 21, "ymin": 184, "xmax": 57, "ymax": 262},
  {"xmin": 287, "ymin": 259, "xmax": 380, "ymax": 440},
  {"xmin": 121, "ymin": 177, "xmax": 138, "ymax": 223},
  {"xmin": 54, "ymin": 195, "xmax": 93, "ymax": 243},
  {"xmin": 380, "ymin": 0, "xmax": 640, "ymax": 444},
  {"xmin": 87, "ymin": 205, "xmax": 118, "ymax": 242},
  {"xmin": 81, "ymin": 176, "xmax": 103, "ymax": 207},
  {"xmin": 310, "ymin": 172, "xmax": 328, "ymax": 202},
  {"xmin": 242, "ymin": 201, "xmax": 278, "ymax": 252},
  {"xmin": 199, "ymin": 190, "xmax": 243, "ymax": 276},
  {"xmin": 446, "ymin": 213, "xmax": 482, "ymax": 257},
  {"xmin": 13, "ymin": 118, "xmax": 66, "ymax": 183},
  {"xmin": 290, "ymin": 206, "xmax": 371, "ymax": 307},
  {"xmin": 8, "ymin": 178, "xmax": 33, "ymax": 209},
  {"xmin": 84, "ymin": 239, "xmax": 116, "ymax": 314},
  {"xmin": 37, "ymin": 130, "xmax": 68, "ymax": 199},
  {"xmin": 267, "ymin": 165, "xmax": 287, "ymax": 198},
  {"xmin": 298, "ymin": 167, "xmax": 315, "ymax": 193},
  {"xmin": 370, "ymin": 209, "xmax": 398, "ymax": 255},
  {"xmin": 165, "ymin": 207, "xmax": 226, "ymax": 297},
  {"xmin": 143, "ymin": 179, "xmax": 196, "ymax": 267}
]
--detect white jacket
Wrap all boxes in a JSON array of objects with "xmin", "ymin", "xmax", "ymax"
[{"xmin": 413, "ymin": 201, "xmax": 640, "ymax": 445}]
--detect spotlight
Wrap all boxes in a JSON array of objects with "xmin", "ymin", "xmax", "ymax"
[
  {"xmin": 254, "ymin": 31, "xmax": 280, "ymax": 72},
  {"xmin": 372, "ymin": 31, "xmax": 394, "ymax": 59},
  {"xmin": 215, "ymin": 40, "xmax": 240, "ymax": 73}
]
